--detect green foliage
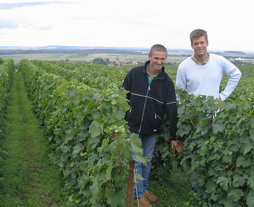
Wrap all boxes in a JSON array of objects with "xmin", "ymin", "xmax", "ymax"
[
  {"xmin": 0, "ymin": 58, "xmax": 14, "ymax": 185},
  {"xmin": 18, "ymin": 60, "xmax": 254, "ymax": 206},
  {"xmin": 0, "ymin": 59, "xmax": 14, "ymax": 129},
  {"xmin": 91, "ymin": 57, "xmax": 110, "ymax": 65},
  {"xmin": 149, "ymin": 174, "xmax": 193, "ymax": 207},
  {"xmin": 177, "ymin": 79, "xmax": 254, "ymax": 206},
  {"xmin": 19, "ymin": 59, "xmax": 143, "ymax": 206},
  {"xmin": 0, "ymin": 71, "xmax": 66, "ymax": 206},
  {"xmin": 0, "ymin": 58, "xmax": 4, "ymax": 64},
  {"xmin": 29, "ymin": 60, "xmax": 131, "ymax": 89},
  {"xmin": 151, "ymin": 65, "xmax": 254, "ymax": 206}
]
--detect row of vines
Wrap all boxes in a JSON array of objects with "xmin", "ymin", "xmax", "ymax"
[
  {"xmin": 19, "ymin": 60, "xmax": 253, "ymax": 207},
  {"xmin": 0, "ymin": 59, "xmax": 14, "ymax": 185},
  {"xmin": 154, "ymin": 65, "xmax": 254, "ymax": 207},
  {"xmin": 19, "ymin": 59, "xmax": 144, "ymax": 206}
]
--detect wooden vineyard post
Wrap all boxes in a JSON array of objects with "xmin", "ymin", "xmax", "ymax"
[{"xmin": 126, "ymin": 160, "xmax": 135, "ymax": 207}]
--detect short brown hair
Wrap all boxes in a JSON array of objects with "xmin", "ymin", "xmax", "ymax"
[
  {"xmin": 190, "ymin": 29, "xmax": 208, "ymax": 44},
  {"xmin": 149, "ymin": 44, "xmax": 168, "ymax": 57}
]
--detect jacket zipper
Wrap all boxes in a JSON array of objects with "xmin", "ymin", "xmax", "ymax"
[{"xmin": 138, "ymin": 84, "xmax": 150, "ymax": 133}]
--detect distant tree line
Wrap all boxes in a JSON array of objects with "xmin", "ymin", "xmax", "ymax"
[
  {"xmin": 91, "ymin": 58, "xmax": 110, "ymax": 65},
  {"xmin": 0, "ymin": 49, "xmax": 143, "ymax": 55}
]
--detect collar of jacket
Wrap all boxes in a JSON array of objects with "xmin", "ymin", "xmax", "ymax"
[{"xmin": 142, "ymin": 61, "xmax": 165, "ymax": 78}]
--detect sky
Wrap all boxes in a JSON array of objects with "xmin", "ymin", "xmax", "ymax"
[{"xmin": 0, "ymin": 0, "xmax": 253, "ymax": 52}]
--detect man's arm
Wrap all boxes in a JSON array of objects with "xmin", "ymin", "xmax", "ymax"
[
  {"xmin": 122, "ymin": 72, "xmax": 132, "ymax": 101},
  {"xmin": 165, "ymin": 82, "xmax": 177, "ymax": 140},
  {"xmin": 176, "ymin": 66, "xmax": 187, "ymax": 90},
  {"xmin": 171, "ymin": 140, "xmax": 184, "ymax": 153},
  {"xmin": 167, "ymin": 101, "xmax": 184, "ymax": 153},
  {"xmin": 165, "ymin": 81, "xmax": 184, "ymax": 153},
  {"xmin": 220, "ymin": 62, "xmax": 242, "ymax": 100}
]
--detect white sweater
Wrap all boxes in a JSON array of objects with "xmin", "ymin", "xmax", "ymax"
[{"xmin": 176, "ymin": 54, "xmax": 242, "ymax": 100}]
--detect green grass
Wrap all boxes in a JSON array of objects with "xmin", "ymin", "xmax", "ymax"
[
  {"xmin": 149, "ymin": 171, "xmax": 193, "ymax": 207},
  {"xmin": 0, "ymin": 71, "xmax": 67, "ymax": 207},
  {"xmin": 0, "ymin": 69, "xmax": 194, "ymax": 207},
  {"xmin": 130, "ymin": 170, "xmax": 193, "ymax": 207}
]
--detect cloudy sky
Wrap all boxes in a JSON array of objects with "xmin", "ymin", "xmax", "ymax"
[{"xmin": 0, "ymin": 0, "xmax": 253, "ymax": 51}]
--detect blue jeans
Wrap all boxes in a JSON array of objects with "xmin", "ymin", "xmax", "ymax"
[{"xmin": 134, "ymin": 134, "xmax": 156, "ymax": 199}]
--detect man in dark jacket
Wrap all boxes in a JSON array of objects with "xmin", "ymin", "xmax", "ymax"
[{"xmin": 123, "ymin": 44, "xmax": 183, "ymax": 207}]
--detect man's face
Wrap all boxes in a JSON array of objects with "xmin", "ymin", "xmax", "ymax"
[
  {"xmin": 149, "ymin": 51, "xmax": 167, "ymax": 72},
  {"xmin": 191, "ymin": 36, "xmax": 208, "ymax": 57}
]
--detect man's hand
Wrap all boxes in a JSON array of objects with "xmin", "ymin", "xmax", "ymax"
[{"xmin": 171, "ymin": 140, "xmax": 184, "ymax": 153}]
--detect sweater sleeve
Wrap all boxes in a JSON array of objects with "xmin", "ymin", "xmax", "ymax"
[
  {"xmin": 219, "ymin": 61, "xmax": 242, "ymax": 100},
  {"xmin": 176, "ymin": 64, "xmax": 187, "ymax": 91}
]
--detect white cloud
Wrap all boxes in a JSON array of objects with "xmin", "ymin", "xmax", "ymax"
[{"xmin": 0, "ymin": 0, "xmax": 253, "ymax": 51}]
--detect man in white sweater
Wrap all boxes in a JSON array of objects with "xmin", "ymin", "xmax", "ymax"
[{"xmin": 176, "ymin": 29, "xmax": 241, "ymax": 101}]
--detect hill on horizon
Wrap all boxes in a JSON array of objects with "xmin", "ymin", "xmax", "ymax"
[{"xmin": 0, "ymin": 45, "xmax": 251, "ymax": 56}]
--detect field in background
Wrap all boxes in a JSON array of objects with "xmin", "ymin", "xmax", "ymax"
[
  {"xmin": 0, "ymin": 52, "xmax": 189, "ymax": 65},
  {"xmin": 1, "ymin": 49, "xmax": 254, "ymax": 65}
]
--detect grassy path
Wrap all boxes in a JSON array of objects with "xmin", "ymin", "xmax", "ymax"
[{"xmin": 0, "ymin": 71, "xmax": 66, "ymax": 207}]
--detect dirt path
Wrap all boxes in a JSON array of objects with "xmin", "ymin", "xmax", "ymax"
[{"xmin": 0, "ymin": 71, "xmax": 66, "ymax": 207}]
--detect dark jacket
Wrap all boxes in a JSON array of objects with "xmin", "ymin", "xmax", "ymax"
[{"xmin": 122, "ymin": 61, "xmax": 177, "ymax": 139}]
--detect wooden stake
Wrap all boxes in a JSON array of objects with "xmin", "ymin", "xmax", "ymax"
[{"xmin": 126, "ymin": 160, "xmax": 135, "ymax": 207}]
